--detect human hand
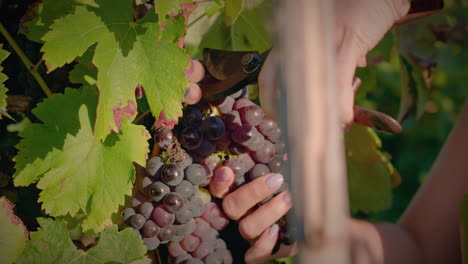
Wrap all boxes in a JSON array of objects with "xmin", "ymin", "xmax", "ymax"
[
  {"xmin": 209, "ymin": 166, "xmax": 297, "ymax": 263},
  {"xmin": 259, "ymin": 0, "xmax": 410, "ymax": 124}
]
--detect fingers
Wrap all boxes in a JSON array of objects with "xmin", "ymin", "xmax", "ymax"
[
  {"xmin": 239, "ymin": 191, "xmax": 292, "ymax": 240},
  {"xmin": 244, "ymin": 225, "xmax": 299, "ymax": 264},
  {"xmin": 209, "ymin": 166, "xmax": 235, "ymax": 198},
  {"xmin": 244, "ymin": 224, "xmax": 279, "ymax": 264},
  {"xmin": 222, "ymin": 173, "xmax": 284, "ymax": 220}
]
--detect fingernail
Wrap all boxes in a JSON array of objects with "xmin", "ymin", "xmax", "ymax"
[
  {"xmin": 284, "ymin": 192, "xmax": 292, "ymax": 205},
  {"xmin": 269, "ymin": 224, "xmax": 279, "ymax": 236},
  {"xmin": 266, "ymin": 173, "xmax": 284, "ymax": 189},
  {"xmin": 215, "ymin": 168, "xmax": 230, "ymax": 181}
]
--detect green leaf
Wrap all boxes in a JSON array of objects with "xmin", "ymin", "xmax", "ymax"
[
  {"xmin": 345, "ymin": 125, "xmax": 399, "ymax": 213},
  {"xmin": 155, "ymin": 0, "xmax": 192, "ymax": 20},
  {"xmin": 190, "ymin": 0, "xmax": 272, "ymax": 52},
  {"xmin": 0, "ymin": 197, "xmax": 28, "ymax": 264},
  {"xmin": 225, "ymin": 0, "xmax": 243, "ymax": 25},
  {"xmin": 41, "ymin": 0, "xmax": 189, "ymax": 140},
  {"xmin": 13, "ymin": 87, "xmax": 150, "ymax": 232},
  {"xmin": 17, "ymin": 218, "xmax": 147, "ymax": 264},
  {"xmin": 0, "ymin": 44, "xmax": 10, "ymax": 119},
  {"xmin": 69, "ymin": 63, "xmax": 97, "ymax": 86}
]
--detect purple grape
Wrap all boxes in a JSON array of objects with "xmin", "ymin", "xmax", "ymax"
[
  {"xmin": 228, "ymin": 142, "xmax": 248, "ymax": 154},
  {"xmin": 138, "ymin": 202, "xmax": 154, "ymax": 219},
  {"xmin": 174, "ymin": 253, "xmax": 192, "ymax": 264},
  {"xmin": 239, "ymin": 105, "xmax": 264, "ymax": 126},
  {"xmin": 200, "ymin": 116, "xmax": 225, "ymax": 141},
  {"xmin": 146, "ymin": 157, "xmax": 164, "ymax": 177},
  {"xmin": 123, "ymin": 208, "xmax": 135, "ymax": 224},
  {"xmin": 192, "ymin": 139, "xmax": 216, "ymax": 157},
  {"xmin": 185, "ymin": 164, "xmax": 206, "ymax": 185},
  {"xmin": 163, "ymin": 192, "xmax": 184, "ymax": 213},
  {"xmin": 175, "ymin": 180, "xmax": 196, "ymax": 199},
  {"xmin": 233, "ymin": 98, "xmax": 255, "ymax": 110},
  {"xmin": 161, "ymin": 164, "xmax": 184, "ymax": 186},
  {"xmin": 223, "ymin": 110, "xmax": 242, "ymax": 130},
  {"xmin": 215, "ymin": 131, "xmax": 231, "ymax": 148},
  {"xmin": 224, "ymin": 158, "xmax": 245, "ymax": 178},
  {"xmin": 275, "ymin": 142, "xmax": 286, "ymax": 154},
  {"xmin": 231, "ymin": 125, "xmax": 257, "ymax": 146},
  {"xmin": 251, "ymin": 140, "xmax": 275, "ymax": 163},
  {"xmin": 238, "ymin": 153, "xmax": 255, "ymax": 172},
  {"xmin": 171, "ymin": 235, "xmax": 185, "ymax": 243},
  {"xmin": 158, "ymin": 225, "xmax": 176, "ymax": 242},
  {"xmin": 181, "ymin": 106, "xmax": 203, "ymax": 127},
  {"xmin": 181, "ymin": 258, "xmax": 203, "ymax": 264},
  {"xmin": 143, "ymin": 235, "xmax": 161, "ymax": 250},
  {"xmin": 233, "ymin": 174, "xmax": 246, "ymax": 187},
  {"xmin": 192, "ymin": 101, "xmax": 212, "ymax": 117},
  {"xmin": 142, "ymin": 220, "xmax": 160, "ymax": 237},
  {"xmin": 176, "ymin": 152, "xmax": 193, "ymax": 170},
  {"xmin": 212, "ymin": 96, "xmax": 235, "ymax": 114},
  {"xmin": 155, "ymin": 127, "xmax": 174, "ymax": 149},
  {"xmin": 249, "ymin": 164, "xmax": 270, "ymax": 181},
  {"xmin": 168, "ymin": 241, "xmax": 187, "ymax": 256},
  {"xmin": 148, "ymin": 181, "xmax": 170, "ymax": 202},
  {"xmin": 257, "ymin": 117, "xmax": 282, "ymax": 143},
  {"xmin": 152, "ymin": 206, "xmax": 175, "ymax": 227},
  {"xmin": 180, "ymin": 127, "xmax": 203, "ymax": 150},
  {"xmin": 180, "ymin": 234, "xmax": 200, "ymax": 252},
  {"xmin": 174, "ymin": 223, "xmax": 190, "ymax": 236},
  {"xmin": 267, "ymin": 155, "xmax": 284, "ymax": 173},
  {"xmin": 130, "ymin": 214, "xmax": 146, "ymax": 229},
  {"xmin": 189, "ymin": 197, "xmax": 204, "ymax": 218},
  {"xmin": 175, "ymin": 207, "xmax": 193, "ymax": 224},
  {"xmin": 245, "ymin": 133, "xmax": 265, "ymax": 152},
  {"xmin": 203, "ymin": 155, "xmax": 221, "ymax": 171},
  {"xmin": 214, "ymin": 239, "xmax": 227, "ymax": 250}
]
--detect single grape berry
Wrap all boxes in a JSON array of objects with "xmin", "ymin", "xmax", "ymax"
[
  {"xmin": 224, "ymin": 110, "xmax": 243, "ymax": 130},
  {"xmin": 152, "ymin": 206, "xmax": 175, "ymax": 227},
  {"xmin": 200, "ymin": 116, "xmax": 226, "ymax": 141},
  {"xmin": 249, "ymin": 164, "xmax": 270, "ymax": 181},
  {"xmin": 181, "ymin": 106, "xmax": 203, "ymax": 127},
  {"xmin": 142, "ymin": 220, "xmax": 160, "ymax": 238},
  {"xmin": 239, "ymin": 105, "xmax": 264, "ymax": 126},
  {"xmin": 155, "ymin": 127, "xmax": 174, "ymax": 149},
  {"xmin": 130, "ymin": 214, "xmax": 146, "ymax": 229},
  {"xmin": 180, "ymin": 127, "xmax": 203, "ymax": 150},
  {"xmin": 123, "ymin": 208, "xmax": 135, "ymax": 224},
  {"xmin": 143, "ymin": 236, "xmax": 161, "ymax": 250},
  {"xmin": 160, "ymin": 164, "xmax": 184, "ymax": 186},
  {"xmin": 146, "ymin": 157, "xmax": 164, "ymax": 177},
  {"xmin": 158, "ymin": 225, "xmax": 176, "ymax": 242},
  {"xmin": 267, "ymin": 155, "xmax": 284, "ymax": 173},
  {"xmin": 224, "ymin": 158, "xmax": 245, "ymax": 178},
  {"xmin": 162, "ymin": 192, "xmax": 184, "ymax": 213},
  {"xmin": 148, "ymin": 181, "xmax": 170, "ymax": 202},
  {"xmin": 138, "ymin": 202, "xmax": 154, "ymax": 219},
  {"xmin": 174, "ymin": 180, "xmax": 196, "ymax": 199},
  {"xmin": 184, "ymin": 164, "xmax": 206, "ymax": 185},
  {"xmin": 251, "ymin": 140, "xmax": 276, "ymax": 163}
]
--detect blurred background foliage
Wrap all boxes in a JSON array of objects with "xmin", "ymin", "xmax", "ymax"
[{"xmin": 355, "ymin": 0, "xmax": 468, "ymax": 222}]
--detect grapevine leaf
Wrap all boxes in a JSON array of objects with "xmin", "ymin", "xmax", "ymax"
[
  {"xmin": 17, "ymin": 218, "xmax": 147, "ymax": 264},
  {"xmin": 69, "ymin": 63, "xmax": 97, "ymax": 86},
  {"xmin": 20, "ymin": 0, "xmax": 97, "ymax": 43},
  {"xmin": 41, "ymin": 0, "xmax": 189, "ymax": 140},
  {"xmin": 196, "ymin": 0, "xmax": 272, "ymax": 52},
  {"xmin": 0, "ymin": 197, "xmax": 28, "ymax": 264},
  {"xmin": 225, "ymin": 0, "xmax": 243, "ymax": 25},
  {"xmin": 155, "ymin": 0, "xmax": 192, "ymax": 20},
  {"xmin": 345, "ymin": 125, "xmax": 400, "ymax": 213},
  {"xmin": 0, "ymin": 44, "xmax": 10, "ymax": 119},
  {"xmin": 13, "ymin": 87, "xmax": 150, "ymax": 232}
]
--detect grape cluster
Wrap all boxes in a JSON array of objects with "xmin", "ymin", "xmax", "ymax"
[{"xmin": 123, "ymin": 87, "xmax": 292, "ymax": 262}]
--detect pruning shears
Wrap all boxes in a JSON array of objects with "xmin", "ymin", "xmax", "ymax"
[{"xmin": 200, "ymin": 48, "xmax": 402, "ymax": 134}]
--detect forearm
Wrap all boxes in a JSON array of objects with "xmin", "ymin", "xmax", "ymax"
[{"xmin": 348, "ymin": 100, "xmax": 468, "ymax": 264}]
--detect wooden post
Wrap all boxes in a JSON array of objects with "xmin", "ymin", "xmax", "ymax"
[{"xmin": 275, "ymin": 0, "xmax": 350, "ymax": 263}]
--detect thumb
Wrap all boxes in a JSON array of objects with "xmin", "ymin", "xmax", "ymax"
[{"xmin": 209, "ymin": 166, "xmax": 235, "ymax": 198}]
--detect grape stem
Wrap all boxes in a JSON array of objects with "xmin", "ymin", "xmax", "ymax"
[
  {"xmin": 134, "ymin": 109, "xmax": 151, "ymax": 124},
  {"xmin": 0, "ymin": 23, "xmax": 52, "ymax": 98}
]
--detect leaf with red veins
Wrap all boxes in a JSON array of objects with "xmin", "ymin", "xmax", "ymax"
[
  {"xmin": 0, "ymin": 197, "xmax": 28, "ymax": 264},
  {"xmin": 113, "ymin": 100, "xmax": 137, "ymax": 133},
  {"xmin": 154, "ymin": 110, "xmax": 180, "ymax": 130}
]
